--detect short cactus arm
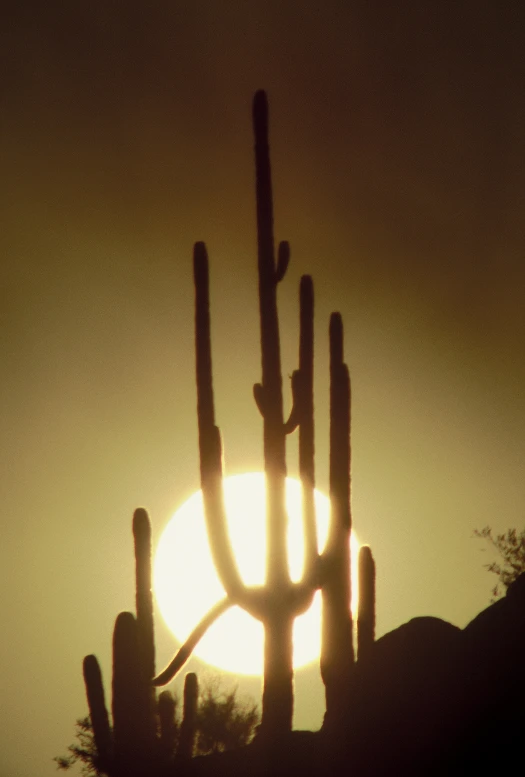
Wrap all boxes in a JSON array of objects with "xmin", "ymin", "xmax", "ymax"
[{"xmin": 194, "ymin": 242, "xmax": 246, "ymax": 603}]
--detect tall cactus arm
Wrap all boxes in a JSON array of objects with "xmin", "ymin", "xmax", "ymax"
[
  {"xmin": 357, "ymin": 545, "xmax": 376, "ymax": 662},
  {"xmin": 252, "ymin": 89, "xmax": 295, "ymax": 738},
  {"xmin": 82, "ymin": 655, "xmax": 112, "ymax": 772},
  {"xmin": 194, "ymin": 242, "xmax": 246, "ymax": 603},
  {"xmin": 321, "ymin": 313, "xmax": 354, "ymax": 705},
  {"xmin": 133, "ymin": 508, "xmax": 155, "ymax": 681},
  {"xmin": 253, "ymin": 89, "xmax": 289, "ymax": 591},
  {"xmin": 178, "ymin": 673, "xmax": 199, "ymax": 759},
  {"xmin": 298, "ymin": 275, "xmax": 319, "ymax": 587}
]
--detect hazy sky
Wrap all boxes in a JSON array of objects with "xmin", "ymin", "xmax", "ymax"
[{"xmin": 2, "ymin": 3, "xmax": 525, "ymax": 777}]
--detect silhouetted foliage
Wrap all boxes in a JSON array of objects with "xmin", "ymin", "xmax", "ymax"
[
  {"xmin": 195, "ymin": 677, "xmax": 259, "ymax": 755},
  {"xmin": 474, "ymin": 525, "xmax": 525, "ymax": 598},
  {"xmin": 55, "ymin": 716, "xmax": 100, "ymax": 777},
  {"xmin": 55, "ymin": 677, "xmax": 260, "ymax": 775}
]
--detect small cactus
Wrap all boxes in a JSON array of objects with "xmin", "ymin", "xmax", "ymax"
[
  {"xmin": 158, "ymin": 690, "xmax": 177, "ymax": 763},
  {"xmin": 178, "ymin": 672, "xmax": 199, "ymax": 759},
  {"xmin": 357, "ymin": 545, "xmax": 376, "ymax": 662},
  {"xmin": 82, "ymin": 654, "xmax": 112, "ymax": 773},
  {"xmin": 80, "ymin": 510, "xmax": 195, "ymax": 776}
]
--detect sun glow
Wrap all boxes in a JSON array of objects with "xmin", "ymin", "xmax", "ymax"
[{"xmin": 154, "ymin": 473, "xmax": 359, "ymax": 675}]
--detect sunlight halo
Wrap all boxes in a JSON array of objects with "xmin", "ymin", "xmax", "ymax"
[{"xmin": 154, "ymin": 473, "xmax": 359, "ymax": 675}]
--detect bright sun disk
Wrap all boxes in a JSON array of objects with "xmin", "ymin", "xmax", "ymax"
[{"xmin": 154, "ymin": 473, "xmax": 359, "ymax": 675}]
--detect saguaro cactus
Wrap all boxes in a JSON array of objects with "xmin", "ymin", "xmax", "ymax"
[
  {"xmin": 190, "ymin": 92, "xmax": 322, "ymax": 738},
  {"xmin": 81, "ymin": 509, "xmax": 189, "ymax": 776},
  {"xmin": 133, "ymin": 508, "xmax": 155, "ymax": 685},
  {"xmin": 154, "ymin": 90, "xmax": 356, "ymax": 740}
]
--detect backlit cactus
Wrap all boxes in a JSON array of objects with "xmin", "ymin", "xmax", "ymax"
[
  {"xmin": 80, "ymin": 509, "xmax": 201, "ymax": 776},
  {"xmin": 84, "ymin": 91, "xmax": 360, "ymax": 755},
  {"xmin": 357, "ymin": 545, "xmax": 376, "ymax": 662},
  {"xmin": 155, "ymin": 91, "xmax": 356, "ymax": 737}
]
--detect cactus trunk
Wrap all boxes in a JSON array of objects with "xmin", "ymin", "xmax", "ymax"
[
  {"xmin": 112, "ymin": 611, "xmax": 155, "ymax": 777},
  {"xmin": 253, "ymin": 90, "xmax": 294, "ymax": 736}
]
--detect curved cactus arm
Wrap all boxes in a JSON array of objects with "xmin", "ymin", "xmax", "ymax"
[
  {"xmin": 321, "ymin": 313, "xmax": 354, "ymax": 706},
  {"xmin": 357, "ymin": 545, "xmax": 376, "ymax": 662},
  {"xmin": 152, "ymin": 598, "xmax": 232, "ymax": 686},
  {"xmin": 82, "ymin": 655, "xmax": 112, "ymax": 772},
  {"xmin": 194, "ymin": 242, "xmax": 246, "ymax": 603}
]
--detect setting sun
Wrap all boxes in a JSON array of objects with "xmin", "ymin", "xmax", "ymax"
[{"xmin": 154, "ymin": 473, "xmax": 359, "ymax": 675}]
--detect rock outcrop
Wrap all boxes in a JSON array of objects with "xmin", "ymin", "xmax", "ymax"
[{"xmin": 187, "ymin": 574, "xmax": 525, "ymax": 776}]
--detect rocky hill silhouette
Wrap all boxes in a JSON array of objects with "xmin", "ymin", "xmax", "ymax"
[{"xmin": 189, "ymin": 573, "xmax": 525, "ymax": 776}]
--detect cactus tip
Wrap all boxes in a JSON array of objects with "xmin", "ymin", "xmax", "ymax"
[
  {"xmin": 253, "ymin": 90, "xmax": 269, "ymax": 135},
  {"xmin": 300, "ymin": 275, "xmax": 314, "ymax": 308},
  {"xmin": 132, "ymin": 507, "xmax": 150, "ymax": 538},
  {"xmin": 193, "ymin": 242, "xmax": 208, "ymax": 281},
  {"xmin": 329, "ymin": 312, "xmax": 344, "ymax": 362},
  {"xmin": 83, "ymin": 654, "xmax": 102, "ymax": 684},
  {"xmin": 113, "ymin": 611, "xmax": 136, "ymax": 638}
]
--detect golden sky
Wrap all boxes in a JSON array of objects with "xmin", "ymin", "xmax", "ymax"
[{"xmin": 2, "ymin": 3, "xmax": 525, "ymax": 776}]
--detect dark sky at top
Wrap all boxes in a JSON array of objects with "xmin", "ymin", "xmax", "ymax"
[{"xmin": 1, "ymin": 4, "xmax": 525, "ymax": 777}]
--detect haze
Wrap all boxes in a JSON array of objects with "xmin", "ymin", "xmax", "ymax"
[{"xmin": 1, "ymin": 4, "xmax": 524, "ymax": 777}]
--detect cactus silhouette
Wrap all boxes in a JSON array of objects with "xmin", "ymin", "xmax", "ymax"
[
  {"xmin": 80, "ymin": 509, "xmax": 199, "ymax": 776},
  {"xmin": 178, "ymin": 672, "xmax": 199, "ymax": 759},
  {"xmin": 154, "ymin": 91, "xmax": 355, "ymax": 738},
  {"xmin": 158, "ymin": 689, "xmax": 177, "ymax": 763},
  {"xmin": 320, "ymin": 313, "xmax": 354, "ymax": 717},
  {"xmin": 357, "ymin": 545, "xmax": 376, "ymax": 662},
  {"xmin": 82, "ymin": 654, "xmax": 112, "ymax": 773}
]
